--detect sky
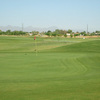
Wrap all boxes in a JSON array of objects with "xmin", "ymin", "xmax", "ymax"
[{"xmin": 0, "ymin": 0, "xmax": 100, "ymax": 32}]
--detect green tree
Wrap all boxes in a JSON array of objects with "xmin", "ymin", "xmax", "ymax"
[
  {"xmin": 6, "ymin": 30, "xmax": 11, "ymax": 35},
  {"xmin": 96, "ymin": 31, "xmax": 100, "ymax": 33},
  {"xmin": 90, "ymin": 32, "xmax": 95, "ymax": 36},
  {"xmin": 52, "ymin": 32, "xmax": 57, "ymax": 37},
  {"xmin": 80, "ymin": 31, "xmax": 87, "ymax": 36},
  {"xmin": 55, "ymin": 29, "xmax": 60, "ymax": 34},
  {"xmin": 60, "ymin": 30, "xmax": 67, "ymax": 35},
  {"xmin": 0, "ymin": 30, "xmax": 2, "ymax": 35},
  {"xmin": 45, "ymin": 30, "xmax": 52, "ymax": 37},
  {"xmin": 32, "ymin": 31, "xmax": 39, "ymax": 35},
  {"xmin": 6, "ymin": 30, "xmax": 11, "ymax": 33},
  {"xmin": 67, "ymin": 29, "xmax": 72, "ymax": 33}
]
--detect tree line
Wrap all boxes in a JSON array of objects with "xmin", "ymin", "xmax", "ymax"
[
  {"xmin": 44, "ymin": 29, "xmax": 100, "ymax": 37},
  {"xmin": 0, "ymin": 30, "xmax": 26, "ymax": 35},
  {"xmin": 0, "ymin": 29, "xmax": 100, "ymax": 37}
]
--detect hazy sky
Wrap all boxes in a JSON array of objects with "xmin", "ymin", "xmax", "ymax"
[{"xmin": 0, "ymin": 0, "xmax": 100, "ymax": 32}]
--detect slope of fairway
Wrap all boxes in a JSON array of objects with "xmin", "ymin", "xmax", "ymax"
[
  {"xmin": 0, "ymin": 36, "xmax": 100, "ymax": 100},
  {"xmin": 0, "ymin": 36, "xmax": 94, "ymax": 53},
  {"xmin": 0, "ymin": 36, "xmax": 74, "ymax": 52},
  {"xmin": 45, "ymin": 39, "xmax": 100, "ymax": 53}
]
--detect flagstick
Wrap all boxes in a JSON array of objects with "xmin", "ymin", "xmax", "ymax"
[{"xmin": 34, "ymin": 37, "xmax": 37, "ymax": 56}]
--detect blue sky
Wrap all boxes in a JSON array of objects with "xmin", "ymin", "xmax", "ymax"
[{"xmin": 0, "ymin": 0, "xmax": 100, "ymax": 32}]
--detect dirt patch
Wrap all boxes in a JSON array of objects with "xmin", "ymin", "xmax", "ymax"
[{"xmin": 75, "ymin": 36, "xmax": 100, "ymax": 38}]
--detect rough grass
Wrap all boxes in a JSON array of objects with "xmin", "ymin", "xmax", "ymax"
[{"xmin": 0, "ymin": 36, "xmax": 100, "ymax": 100}]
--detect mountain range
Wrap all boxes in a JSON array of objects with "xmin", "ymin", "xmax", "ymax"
[{"xmin": 0, "ymin": 25, "xmax": 58, "ymax": 32}]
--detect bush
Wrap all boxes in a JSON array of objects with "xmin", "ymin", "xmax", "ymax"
[
  {"xmin": 64, "ymin": 34, "xmax": 67, "ymax": 37},
  {"xmin": 70, "ymin": 34, "xmax": 73, "ymax": 38},
  {"xmin": 74, "ymin": 34, "xmax": 80, "ymax": 36},
  {"xmin": 52, "ymin": 33, "xmax": 57, "ymax": 37}
]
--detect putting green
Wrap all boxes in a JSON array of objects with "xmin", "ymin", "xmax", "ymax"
[{"xmin": 0, "ymin": 36, "xmax": 100, "ymax": 100}]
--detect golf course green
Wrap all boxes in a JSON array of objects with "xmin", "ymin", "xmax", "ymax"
[{"xmin": 0, "ymin": 36, "xmax": 100, "ymax": 100}]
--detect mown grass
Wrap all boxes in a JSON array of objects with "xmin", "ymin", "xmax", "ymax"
[{"xmin": 0, "ymin": 36, "xmax": 100, "ymax": 100}]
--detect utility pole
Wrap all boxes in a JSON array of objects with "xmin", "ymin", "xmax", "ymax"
[
  {"xmin": 22, "ymin": 23, "xmax": 24, "ymax": 31},
  {"xmin": 87, "ymin": 24, "xmax": 88, "ymax": 34}
]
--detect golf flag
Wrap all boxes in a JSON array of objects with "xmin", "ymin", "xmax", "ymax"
[{"xmin": 34, "ymin": 37, "xmax": 36, "ymax": 40}]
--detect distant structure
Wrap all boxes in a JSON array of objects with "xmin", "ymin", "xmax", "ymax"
[
  {"xmin": 22, "ymin": 23, "xmax": 24, "ymax": 31},
  {"xmin": 87, "ymin": 24, "xmax": 88, "ymax": 34},
  {"xmin": 29, "ymin": 32, "xmax": 33, "ymax": 36}
]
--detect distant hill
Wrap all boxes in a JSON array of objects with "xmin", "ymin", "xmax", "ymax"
[{"xmin": 0, "ymin": 25, "xmax": 58, "ymax": 32}]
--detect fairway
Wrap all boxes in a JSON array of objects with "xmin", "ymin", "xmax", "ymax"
[{"xmin": 0, "ymin": 36, "xmax": 100, "ymax": 100}]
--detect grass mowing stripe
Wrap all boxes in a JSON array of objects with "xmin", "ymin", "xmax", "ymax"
[{"xmin": 0, "ymin": 36, "xmax": 100, "ymax": 100}]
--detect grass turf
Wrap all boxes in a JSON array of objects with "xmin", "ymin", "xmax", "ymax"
[{"xmin": 0, "ymin": 36, "xmax": 100, "ymax": 100}]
